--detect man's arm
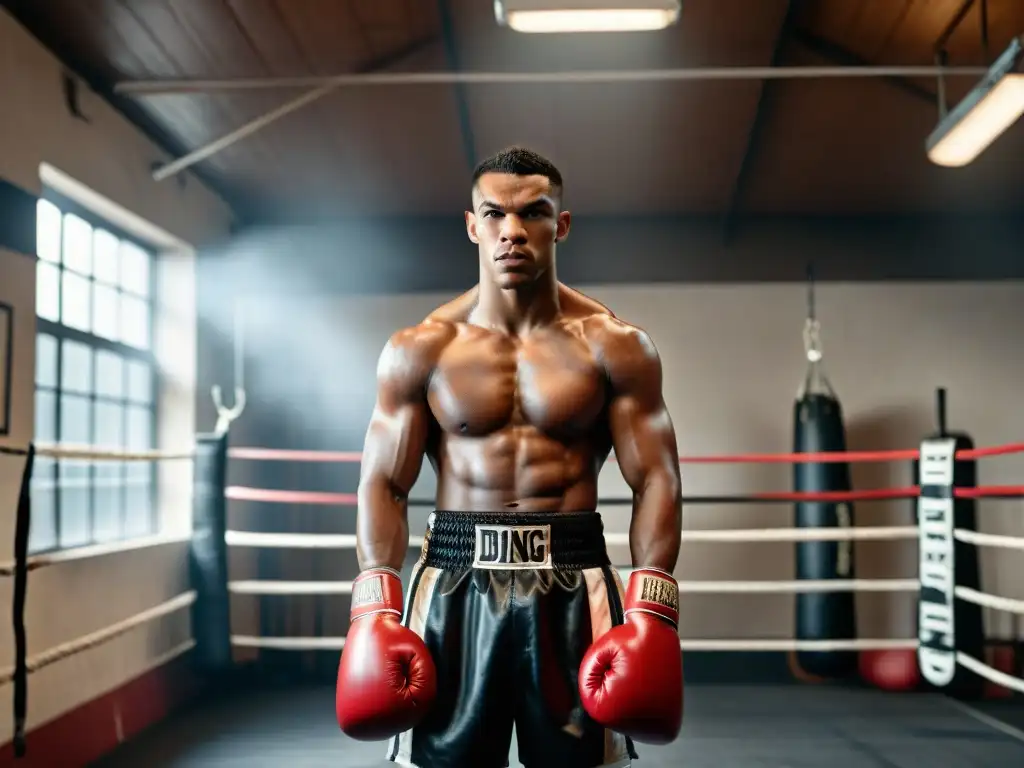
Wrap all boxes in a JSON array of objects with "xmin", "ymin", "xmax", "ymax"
[
  {"xmin": 604, "ymin": 322, "xmax": 682, "ymax": 572},
  {"xmin": 356, "ymin": 323, "xmax": 449, "ymax": 571}
]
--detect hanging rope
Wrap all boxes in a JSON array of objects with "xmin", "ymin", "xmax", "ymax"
[{"xmin": 799, "ymin": 264, "xmax": 836, "ymax": 400}]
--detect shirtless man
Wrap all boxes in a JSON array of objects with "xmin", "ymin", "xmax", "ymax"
[{"xmin": 335, "ymin": 147, "xmax": 683, "ymax": 768}]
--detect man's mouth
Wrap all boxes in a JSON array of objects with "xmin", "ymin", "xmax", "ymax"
[{"xmin": 497, "ymin": 251, "xmax": 529, "ymax": 264}]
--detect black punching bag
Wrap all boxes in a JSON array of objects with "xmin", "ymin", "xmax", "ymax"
[
  {"xmin": 791, "ymin": 279, "xmax": 857, "ymax": 681},
  {"xmin": 916, "ymin": 388, "xmax": 985, "ymax": 699},
  {"xmin": 793, "ymin": 390, "xmax": 858, "ymax": 679}
]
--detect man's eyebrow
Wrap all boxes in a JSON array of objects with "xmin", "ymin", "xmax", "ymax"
[
  {"xmin": 522, "ymin": 198, "xmax": 554, "ymax": 211},
  {"xmin": 477, "ymin": 197, "xmax": 555, "ymax": 213}
]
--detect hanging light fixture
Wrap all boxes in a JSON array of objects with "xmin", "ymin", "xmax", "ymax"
[
  {"xmin": 926, "ymin": 36, "xmax": 1024, "ymax": 167},
  {"xmin": 494, "ymin": 0, "xmax": 681, "ymax": 34}
]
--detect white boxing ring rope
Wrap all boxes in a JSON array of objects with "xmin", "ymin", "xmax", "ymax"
[
  {"xmin": 225, "ymin": 578, "xmax": 919, "ymax": 597},
  {"xmin": 955, "ymin": 529, "xmax": 1024, "ymax": 552},
  {"xmin": 227, "ymin": 636, "xmax": 922, "ymax": 654},
  {"xmin": 3, "ymin": 440, "xmax": 1021, "ymax": 709},
  {"xmin": 224, "ymin": 525, "xmax": 921, "ymax": 552},
  {"xmin": 0, "ymin": 442, "xmax": 197, "ymax": 578},
  {"xmin": 0, "ymin": 591, "xmax": 196, "ymax": 686},
  {"xmin": 31, "ymin": 443, "xmax": 196, "ymax": 462},
  {"xmin": 224, "ymin": 519, "xmax": 1024, "ymax": 698}
]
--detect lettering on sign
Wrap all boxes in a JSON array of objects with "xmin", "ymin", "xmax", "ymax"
[{"xmin": 917, "ymin": 438, "xmax": 957, "ymax": 688}]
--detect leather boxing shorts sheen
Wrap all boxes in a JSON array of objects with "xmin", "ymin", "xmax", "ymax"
[{"xmin": 385, "ymin": 510, "xmax": 636, "ymax": 768}]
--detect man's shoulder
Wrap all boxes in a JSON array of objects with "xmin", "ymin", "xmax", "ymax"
[
  {"xmin": 583, "ymin": 314, "xmax": 657, "ymax": 358},
  {"xmin": 386, "ymin": 319, "xmax": 459, "ymax": 359},
  {"xmin": 571, "ymin": 305, "xmax": 659, "ymax": 383}
]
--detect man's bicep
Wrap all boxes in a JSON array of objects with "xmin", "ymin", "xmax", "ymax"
[{"xmin": 360, "ymin": 398, "xmax": 430, "ymax": 496}]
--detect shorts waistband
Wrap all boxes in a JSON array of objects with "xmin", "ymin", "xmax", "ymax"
[{"xmin": 421, "ymin": 510, "xmax": 610, "ymax": 570}]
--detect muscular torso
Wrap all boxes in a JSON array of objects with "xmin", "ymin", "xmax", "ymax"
[
  {"xmin": 360, "ymin": 282, "xmax": 680, "ymax": 570},
  {"xmin": 426, "ymin": 314, "xmax": 611, "ymax": 512}
]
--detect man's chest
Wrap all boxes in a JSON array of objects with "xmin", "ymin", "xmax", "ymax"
[{"xmin": 426, "ymin": 329, "xmax": 607, "ymax": 435}]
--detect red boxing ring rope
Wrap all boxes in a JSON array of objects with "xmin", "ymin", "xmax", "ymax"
[{"xmin": 228, "ymin": 441, "xmax": 1024, "ymax": 466}]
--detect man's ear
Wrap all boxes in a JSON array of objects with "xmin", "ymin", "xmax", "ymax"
[
  {"xmin": 555, "ymin": 210, "xmax": 571, "ymax": 243},
  {"xmin": 465, "ymin": 211, "xmax": 479, "ymax": 244}
]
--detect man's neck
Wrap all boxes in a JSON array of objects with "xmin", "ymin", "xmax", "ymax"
[{"xmin": 472, "ymin": 272, "xmax": 560, "ymax": 334}]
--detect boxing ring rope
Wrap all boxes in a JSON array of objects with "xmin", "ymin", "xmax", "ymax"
[
  {"xmin": 0, "ymin": 591, "xmax": 196, "ymax": 686},
  {"xmin": 223, "ymin": 577, "xmax": 919, "ymax": 597},
  {"xmin": 219, "ymin": 434, "xmax": 1024, "ymax": 704},
  {"xmin": 956, "ymin": 529, "xmax": 1024, "ymax": 551},
  {"xmin": 32, "ymin": 443, "xmax": 196, "ymax": 462},
  {"xmin": 1, "ymin": 436, "xmax": 224, "ymax": 758},
  {"xmin": 957, "ymin": 653, "xmax": 1024, "ymax": 695},
  {"xmin": 224, "ymin": 485, "xmax": 1024, "ymax": 506},
  {"xmin": 4, "ymin": 431, "xmax": 1024, "ymax": 759},
  {"xmin": 227, "ymin": 442, "xmax": 1024, "ymax": 465}
]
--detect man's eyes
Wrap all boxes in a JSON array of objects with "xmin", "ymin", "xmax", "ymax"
[{"xmin": 484, "ymin": 210, "xmax": 546, "ymax": 219}]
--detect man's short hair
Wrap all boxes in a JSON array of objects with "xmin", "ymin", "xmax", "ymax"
[{"xmin": 471, "ymin": 146, "xmax": 563, "ymax": 199}]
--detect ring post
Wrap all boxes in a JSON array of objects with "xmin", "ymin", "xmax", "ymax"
[
  {"xmin": 11, "ymin": 444, "xmax": 35, "ymax": 757},
  {"xmin": 916, "ymin": 433, "xmax": 984, "ymax": 699},
  {"xmin": 917, "ymin": 437, "xmax": 957, "ymax": 690},
  {"xmin": 190, "ymin": 432, "xmax": 232, "ymax": 674}
]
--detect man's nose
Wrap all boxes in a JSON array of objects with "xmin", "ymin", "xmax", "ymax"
[{"xmin": 500, "ymin": 215, "xmax": 528, "ymax": 243}]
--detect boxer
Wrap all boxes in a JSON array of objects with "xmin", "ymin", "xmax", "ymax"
[{"xmin": 336, "ymin": 147, "xmax": 684, "ymax": 767}]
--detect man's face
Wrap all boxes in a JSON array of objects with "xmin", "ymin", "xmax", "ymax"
[{"xmin": 466, "ymin": 172, "xmax": 571, "ymax": 289}]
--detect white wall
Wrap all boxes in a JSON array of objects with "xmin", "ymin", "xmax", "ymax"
[
  {"xmin": 0, "ymin": 8, "xmax": 233, "ymax": 742},
  {"xmin": 242, "ymin": 281, "xmax": 1024, "ymax": 647}
]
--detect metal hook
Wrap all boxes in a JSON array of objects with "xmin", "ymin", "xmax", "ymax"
[
  {"xmin": 211, "ymin": 301, "xmax": 247, "ymax": 435},
  {"xmin": 212, "ymin": 385, "xmax": 246, "ymax": 436}
]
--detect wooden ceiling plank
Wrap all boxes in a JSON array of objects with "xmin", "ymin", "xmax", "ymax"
[
  {"xmin": 721, "ymin": 0, "xmax": 798, "ymax": 244},
  {"xmin": 111, "ymin": 0, "xmax": 238, "ymax": 156},
  {"xmin": 351, "ymin": 0, "xmax": 410, "ymax": 28},
  {"xmin": 129, "ymin": 0, "xmax": 285, "ymax": 170},
  {"xmin": 275, "ymin": 0, "xmax": 370, "ymax": 76},
  {"xmin": 345, "ymin": 0, "xmax": 377, "ymax": 60},
  {"xmin": 857, "ymin": 0, "xmax": 916, "ymax": 61},
  {"xmin": 436, "ymin": 0, "xmax": 477, "ymax": 171},
  {"xmin": 224, "ymin": 0, "xmax": 350, "ymax": 179},
  {"xmin": 171, "ymin": 0, "xmax": 349, "ymax": 180},
  {"xmin": 165, "ymin": 0, "xmax": 266, "ymax": 78},
  {"xmin": 225, "ymin": 0, "xmax": 314, "ymax": 75},
  {"xmin": 789, "ymin": 27, "xmax": 937, "ymax": 105},
  {"xmin": 797, "ymin": 0, "xmax": 873, "ymax": 46},
  {"xmin": 871, "ymin": 0, "xmax": 916, "ymax": 62}
]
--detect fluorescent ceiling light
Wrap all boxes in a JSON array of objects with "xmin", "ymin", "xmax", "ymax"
[
  {"xmin": 495, "ymin": 0, "xmax": 681, "ymax": 33},
  {"xmin": 927, "ymin": 36, "xmax": 1024, "ymax": 167}
]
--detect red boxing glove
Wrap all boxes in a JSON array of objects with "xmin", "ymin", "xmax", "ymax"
[
  {"xmin": 578, "ymin": 568, "xmax": 683, "ymax": 744},
  {"xmin": 335, "ymin": 568, "xmax": 437, "ymax": 741}
]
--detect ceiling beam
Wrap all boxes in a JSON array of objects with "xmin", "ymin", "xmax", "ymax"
[
  {"xmin": 436, "ymin": 0, "xmax": 478, "ymax": 171},
  {"xmin": 790, "ymin": 27, "xmax": 938, "ymax": 106},
  {"xmin": 1, "ymin": 3, "xmax": 256, "ymax": 222},
  {"xmin": 149, "ymin": 36, "xmax": 442, "ymax": 182},
  {"xmin": 721, "ymin": 1, "xmax": 798, "ymax": 246}
]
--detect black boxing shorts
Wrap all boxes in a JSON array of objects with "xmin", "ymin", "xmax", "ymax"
[{"xmin": 385, "ymin": 510, "xmax": 637, "ymax": 768}]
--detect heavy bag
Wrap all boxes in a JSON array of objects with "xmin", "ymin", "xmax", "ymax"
[
  {"xmin": 915, "ymin": 428, "xmax": 985, "ymax": 699},
  {"xmin": 190, "ymin": 433, "xmax": 233, "ymax": 673},
  {"xmin": 792, "ymin": 393, "xmax": 858, "ymax": 679}
]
